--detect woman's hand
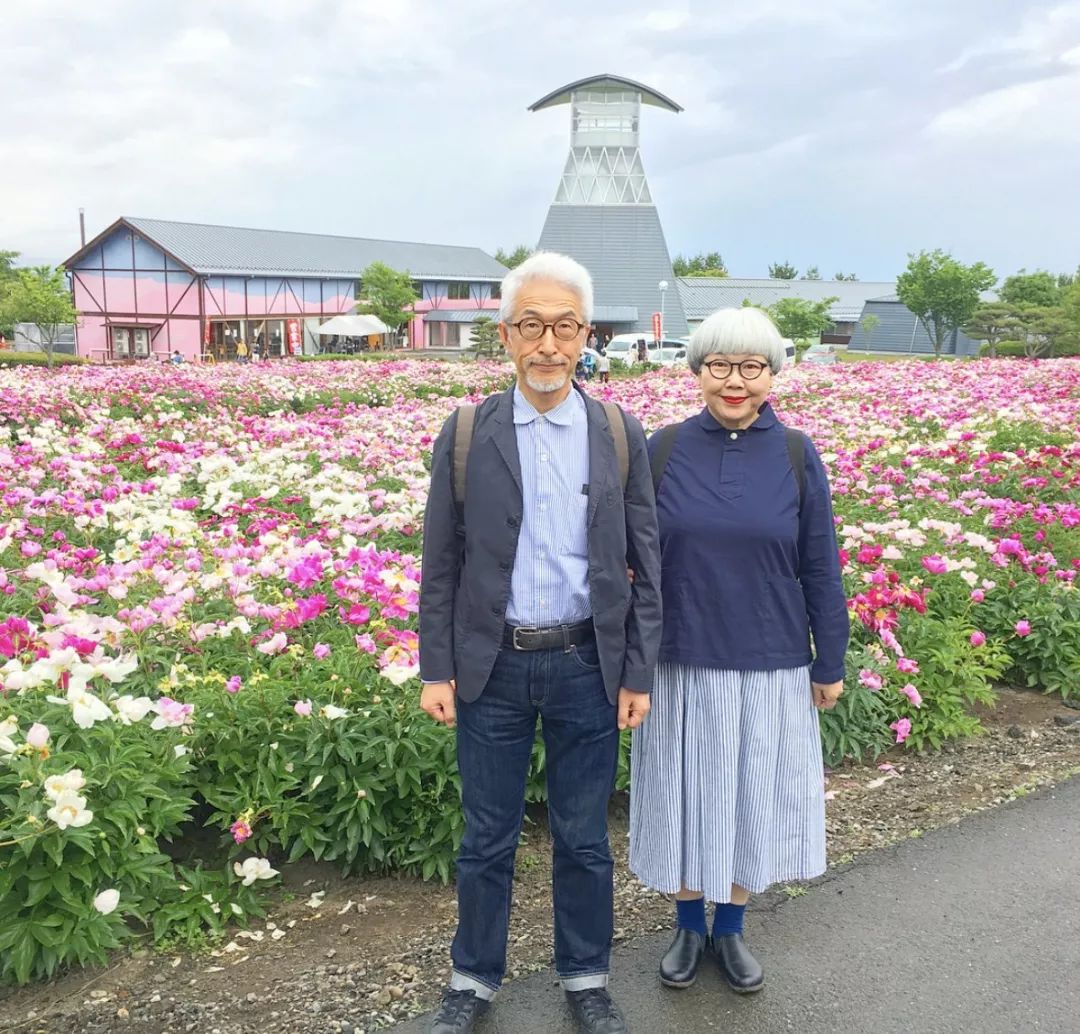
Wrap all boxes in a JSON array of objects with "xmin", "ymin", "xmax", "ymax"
[{"xmin": 812, "ymin": 680, "xmax": 844, "ymax": 710}]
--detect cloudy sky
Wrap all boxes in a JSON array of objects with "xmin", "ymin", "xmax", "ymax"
[{"xmin": 3, "ymin": 0, "xmax": 1077, "ymax": 282}]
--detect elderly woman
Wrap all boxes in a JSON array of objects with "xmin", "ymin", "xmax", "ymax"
[{"xmin": 629, "ymin": 307, "xmax": 849, "ymax": 994}]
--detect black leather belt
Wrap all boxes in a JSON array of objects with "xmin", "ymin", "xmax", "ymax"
[{"xmin": 502, "ymin": 619, "xmax": 595, "ymax": 652}]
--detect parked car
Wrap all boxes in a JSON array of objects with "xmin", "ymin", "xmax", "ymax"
[
  {"xmin": 655, "ymin": 346, "xmax": 687, "ymax": 368},
  {"xmin": 606, "ymin": 334, "xmax": 688, "ymax": 365}
]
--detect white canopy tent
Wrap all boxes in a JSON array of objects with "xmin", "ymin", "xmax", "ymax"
[{"xmin": 316, "ymin": 314, "xmax": 391, "ymax": 337}]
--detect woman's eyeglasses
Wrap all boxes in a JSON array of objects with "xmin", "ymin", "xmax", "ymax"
[{"xmin": 703, "ymin": 359, "xmax": 768, "ymax": 380}]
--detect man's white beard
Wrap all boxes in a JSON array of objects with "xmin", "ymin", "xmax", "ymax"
[{"xmin": 524, "ymin": 369, "xmax": 568, "ymax": 393}]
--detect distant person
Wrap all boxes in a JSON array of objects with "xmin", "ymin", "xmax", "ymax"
[
  {"xmin": 235, "ymin": 339, "xmax": 249, "ymax": 363},
  {"xmin": 587, "ymin": 330, "xmax": 598, "ymax": 350},
  {"xmin": 636, "ymin": 338, "xmax": 648, "ymax": 364},
  {"xmin": 170, "ymin": 350, "xmax": 184, "ymax": 365},
  {"xmin": 597, "ymin": 348, "xmax": 611, "ymax": 384},
  {"xmin": 581, "ymin": 350, "xmax": 596, "ymax": 381}
]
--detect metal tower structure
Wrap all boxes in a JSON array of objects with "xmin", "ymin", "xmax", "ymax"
[{"xmin": 529, "ymin": 74, "xmax": 688, "ymax": 338}]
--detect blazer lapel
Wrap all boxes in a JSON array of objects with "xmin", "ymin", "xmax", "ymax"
[{"xmin": 489, "ymin": 383, "xmax": 523, "ymax": 494}]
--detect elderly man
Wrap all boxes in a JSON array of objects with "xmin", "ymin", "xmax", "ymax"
[{"xmin": 419, "ymin": 252, "xmax": 662, "ymax": 1034}]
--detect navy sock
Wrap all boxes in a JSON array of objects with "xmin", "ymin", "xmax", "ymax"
[
  {"xmin": 675, "ymin": 897, "xmax": 707, "ymax": 937},
  {"xmin": 712, "ymin": 902, "xmax": 746, "ymax": 937}
]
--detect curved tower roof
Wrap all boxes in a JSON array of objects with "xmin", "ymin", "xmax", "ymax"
[{"xmin": 528, "ymin": 74, "xmax": 683, "ymax": 113}]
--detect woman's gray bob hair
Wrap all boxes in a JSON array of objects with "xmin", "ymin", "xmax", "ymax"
[
  {"xmin": 685, "ymin": 307, "xmax": 788, "ymax": 375},
  {"xmin": 498, "ymin": 252, "xmax": 594, "ymax": 325}
]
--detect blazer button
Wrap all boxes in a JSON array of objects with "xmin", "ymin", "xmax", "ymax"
[
  {"xmin": 506, "ymin": 516, "xmax": 520, "ymax": 528},
  {"xmin": 500, "ymin": 560, "xmax": 511, "ymax": 571},
  {"xmin": 490, "ymin": 604, "xmax": 501, "ymax": 615}
]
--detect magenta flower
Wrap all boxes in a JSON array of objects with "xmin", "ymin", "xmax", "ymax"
[
  {"xmin": 858, "ymin": 669, "xmax": 883, "ymax": 691},
  {"xmin": 225, "ymin": 676, "xmax": 242, "ymax": 694},
  {"xmin": 896, "ymin": 657, "xmax": 919, "ymax": 674},
  {"xmin": 1014, "ymin": 620, "xmax": 1031, "ymax": 637},
  {"xmin": 969, "ymin": 630, "xmax": 986, "ymax": 646},
  {"xmin": 890, "ymin": 717, "xmax": 913, "ymax": 744},
  {"xmin": 970, "ymin": 589, "xmax": 985, "ymax": 602},
  {"xmin": 898, "ymin": 683, "xmax": 923, "ymax": 708},
  {"xmin": 921, "ymin": 555, "xmax": 948, "ymax": 575},
  {"xmin": 313, "ymin": 643, "xmax": 331, "ymax": 660},
  {"xmin": 230, "ymin": 819, "xmax": 253, "ymax": 845}
]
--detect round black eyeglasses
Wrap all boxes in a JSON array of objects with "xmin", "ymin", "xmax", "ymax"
[
  {"xmin": 703, "ymin": 359, "xmax": 769, "ymax": 380},
  {"xmin": 509, "ymin": 318, "xmax": 588, "ymax": 342}
]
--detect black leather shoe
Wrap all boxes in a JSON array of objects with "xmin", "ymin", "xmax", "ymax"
[
  {"xmin": 565, "ymin": 987, "xmax": 629, "ymax": 1033},
  {"xmin": 710, "ymin": 933, "xmax": 764, "ymax": 993},
  {"xmin": 429, "ymin": 988, "xmax": 489, "ymax": 1033},
  {"xmin": 660, "ymin": 928, "xmax": 706, "ymax": 988}
]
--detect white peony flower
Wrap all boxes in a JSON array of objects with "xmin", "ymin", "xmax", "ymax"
[
  {"xmin": 112, "ymin": 695, "xmax": 153, "ymax": 725},
  {"xmin": 380, "ymin": 662, "xmax": 419, "ymax": 687},
  {"xmin": 64, "ymin": 683, "xmax": 113, "ymax": 730},
  {"xmin": 0, "ymin": 716, "xmax": 18, "ymax": 756},
  {"xmin": 25, "ymin": 723, "xmax": 50, "ymax": 749},
  {"xmin": 92, "ymin": 654, "xmax": 139, "ymax": 683},
  {"xmin": 93, "ymin": 889, "xmax": 120, "ymax": 915},
  {"xmin": 43, "ymin": 768, "xmax": 87, "ymax": 800},
  {"xmin": 47, "ymin": 791, "xmax": 93, "ymax": 830},
  {"xmin": 232, "ymin": 857, "xmax": 279, "ymax": 886},
  {"xmin": 320, "ymin": 704, "xmax": 348, "ymax": 720},
  {"xmin": 256, "ymin": 632, "xmax": 288, "ymax": 655}
]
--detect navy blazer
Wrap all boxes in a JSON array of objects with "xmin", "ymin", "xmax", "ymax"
[{"xmin": 419, "ymin": 382, "xmax": 663, "ymax": 704}]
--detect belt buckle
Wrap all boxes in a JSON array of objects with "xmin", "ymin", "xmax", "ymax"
[{"xmin": 511, "ymin": 625, "xmax": 538, "ymax": 650}]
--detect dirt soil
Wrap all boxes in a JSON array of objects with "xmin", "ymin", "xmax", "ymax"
[{"xmin": 2, "ymin": 687, "xmax": 1079, "ymax": 1034}]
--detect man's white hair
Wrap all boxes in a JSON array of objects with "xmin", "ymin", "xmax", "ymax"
[
  {"xmin": 686, "ymin": 306, "xmax": 788, "ymax": 375},
  {"xmin": 498, "ymin": 252, "xmax": 594, "ymax": 324}
]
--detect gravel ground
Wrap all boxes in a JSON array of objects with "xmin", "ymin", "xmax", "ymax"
[{"xmin": 1, "ymin": 688, "xmax": 1078, "ymax": 1034}]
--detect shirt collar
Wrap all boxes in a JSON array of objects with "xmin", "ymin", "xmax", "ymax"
[
  {"xmin": 513, "ymin": 384, "xmax": 583, "ymax": 427},
  {"xmin": 696, "ymin": 400, "xmax": 777, "ymax": 433}
]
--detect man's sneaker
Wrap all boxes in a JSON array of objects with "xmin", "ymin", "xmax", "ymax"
[
  {"xmin": 429, "ymin": 987, "xmax": 489, "ymax": 1033},
  {"xmin": 565, "ymin": 987, "xmax": 629, "ymax": 1033}
]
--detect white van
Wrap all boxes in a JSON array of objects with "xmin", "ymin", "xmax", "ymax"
[{"xmin": 605, "ymin": 334, "xmax": 685, "ymax": 366}]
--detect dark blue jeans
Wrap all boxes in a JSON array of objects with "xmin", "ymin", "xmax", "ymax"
[{"xmin": 450, "ymin": 638, "xmax": 620, "ymax": 998}]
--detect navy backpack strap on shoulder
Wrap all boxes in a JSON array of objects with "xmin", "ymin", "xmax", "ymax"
[
  {"xmin": 451, "ymin": 404, "xmax": 477, "ymax": 522},
  {"xmin": 650, "ymin": 424, "xmax": 680, "ymax": 497},
  {"xmin": 784, "ymin": 427, "xmax": 806, "ymax": 511},
  {"xmin": 601, "ymin": 401, "xmax": 629, "ymax": 491}
]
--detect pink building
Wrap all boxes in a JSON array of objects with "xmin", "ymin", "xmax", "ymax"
[{"xmin": 63, "ymin": 217, "xmax": 507, "ymax": 362}]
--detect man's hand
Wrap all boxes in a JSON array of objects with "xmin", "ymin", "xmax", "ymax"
[
  {"xmin": 812, "ymin": 680, "xmax": 844, "ymax": 710},
  {"xmin": 617, "ymin": 688, "xmax": 651, "ymax": 731},
  {"xmin": 420, "ymin": 680, "xmax": 457, "ymax": 727}
]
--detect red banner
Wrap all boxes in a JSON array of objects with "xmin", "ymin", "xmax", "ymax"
[
  {"xmin": 286, "ymin": 319, "xmax": 301, "ymax": 356},
  {"xmin": 652, "ymin": 311, "xmax": 662, "ymax": 342}
]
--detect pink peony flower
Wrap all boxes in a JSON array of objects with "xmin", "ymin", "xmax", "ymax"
[
  {"xmin": 257, "ymin": 632, "xmax": 288, "ymax": 655},
  {"xmin": 26, "ymin": 723, "xmax": 50, "ymax": 749},
  {"xmin": 313, "ymin": 643, "xmax": 331, "ymax": 660},
  {"xmin": 230, "ymin": 819, "xmax": 253, "ymax": 845},
  {"xmin": 890, "ymin": 717, "xmax": 913, "ymax": 744},
  {"xmin": 225, "ymin": 676, "xmax": 242, "ymax": 694},
  {"xmin": 354, "ymin": 633, "xmax": 377, "ymax": 654},
  {"xmin": 921, "ymin": 555, "xmax": 948, "ymax": 575},
  {"xmin": 898, "ymin": 683, "xmax": 923, "ymax": 708},
  {"xmin": 858, "ymin": 669, "xmax": 883, "ymax": 691},
  {"xmin": 896, "ymin": 657, "xmax": 920, "ymax": 674},
  {"xmin": 970, "ymin": 589, "xmax": 985, "ymax": 602},
  {"xmin": 294, "ymin": 699, "xmax": 312, "ymax": 717},
  {"xmin": 1014, "ymin": 620, "xmax": 1031, "ymax": 637},
  {"xmin": 969, "ymin": 630, "xmax": 986, "ymax": 647}
]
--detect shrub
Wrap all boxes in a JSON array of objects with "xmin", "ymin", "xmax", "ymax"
[{"xmin": 0, "ymin": 351, "xmax": 88, "ymax": 367}]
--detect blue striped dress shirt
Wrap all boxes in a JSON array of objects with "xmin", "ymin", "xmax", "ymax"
[{"xmin": 505, "ymin": 386, "xmax": 592, "ymax": 627}]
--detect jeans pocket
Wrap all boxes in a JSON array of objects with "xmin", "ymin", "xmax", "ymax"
[{"xmin": 568, "ymin": 643, "xmax": 602, "ymax": 673}]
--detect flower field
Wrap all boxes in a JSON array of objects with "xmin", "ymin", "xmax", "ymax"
[{"xmin": 1, "ymin": 356, "xmax": 1078, "ymax": 984}]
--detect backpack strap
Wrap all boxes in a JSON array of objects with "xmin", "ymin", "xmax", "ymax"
[
  {"xmin": 784, "ymin": 427, "xmax": 806, "ymax": 511},
  {"xmin": 650, "ymin": 424, "xmax": 680, "ymax": 497},
  {"xmin": 451, "ymin": 404, "xmax": 477, "ymax": 517},
  {"xmin": 601, "ymin": 401, "xmax": 629, "ymax": 491}
]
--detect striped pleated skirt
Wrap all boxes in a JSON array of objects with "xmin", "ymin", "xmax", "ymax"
[{"xmin": 629, "ymin": 663, "xmax": 826, "ymax": 903}]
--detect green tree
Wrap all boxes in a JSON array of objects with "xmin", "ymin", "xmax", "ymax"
[
  {"xmin": 0, "ymin": 250, "xmax": 19, "ymax": 334},
  {"xmin": 962, "ymin": 303, "xmax": 1023, "ymax": 359},
  {"xmin": 834, "ymin": 272, "xmax": 859, "ymax": 281},
  {"xmin": 495, "ymin": 245, "xmax": 531, "ymax": 269},
  {"xmin": 1015, "ymin": 305, "xmax": 1071, "ymax": 358},
  {"xmin": 768, "ymin": 261, "xmax": 798, "ymax": 280},
  {"xmin": 1000, "ymin": 269, "xmax": 1062, "ymax": 307},
  {"xmin": 895, "ymin": 249, "xmax": 996, "ymax": 358},
  {"xmin": 673, "ymin": 251, "xmax": 729, "ymax": 277},
  {"xmin": 768, "ymin": 296, "xmax": 837, "ymax": 343},
  {"xmin": 0, "ymin": 265, "xmax": 77, "ymax": 368},
  {"xmin": 858, "ymin": 313, "xmax": 881, "ymax": 352},
  {"xmin": 1057, "ymin": 266, "xmax": 1078, "ymax": 289},
  {"xmin": 800, "ymin": 265, "xmax": 821, "ymax": 280},
  {"xmin": 471, "ymin": 316, "xmax": 502, "ymax": 359},
  {"xmin": 356, "ymin": 262, "xmax": 418, "ymax": 340}
]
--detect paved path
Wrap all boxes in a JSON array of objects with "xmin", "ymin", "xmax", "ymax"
[{"xmin": 394, "ymin": 777, "xmax": 1080, "ymax": 1034}]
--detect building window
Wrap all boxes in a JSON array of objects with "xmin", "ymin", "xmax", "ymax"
[
  {"xmin": 447, "ymin": 282, "xmax": 470, "ymax": 300},
  {"xmin": 490, "ymin": 283, "xmax": 501, "ymax": 300},
  {"xmin": 111, "ymin": 326, "xmax": 150, "ymax": 359},
  {"xmin": 412, "ymin": 281, "xmax": 424, "ymax": 299}
]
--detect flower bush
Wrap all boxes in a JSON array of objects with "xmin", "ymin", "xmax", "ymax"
[{"xmin": 1, "ymin": 356, "xmax": 1078, "ymax": 982}]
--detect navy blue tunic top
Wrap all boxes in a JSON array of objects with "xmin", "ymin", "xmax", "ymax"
[{"xmin": 649, "ymin": 402, "xmax": 849, "ymax": 683}]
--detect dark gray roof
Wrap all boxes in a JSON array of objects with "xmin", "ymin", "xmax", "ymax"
[
  {"xmin": 422, "ymin": 309, "xmax": 501, "ymax": 323},
  {"xmin": 677, "ymin": 277, "xmax": 896, "ymax": 323},
  {"xmin": 592, "ymin": 304, "xmax": 639, "ymax": 322},
  {"xmin": 112, "ymin": 217, "xmax": 507, "ymax": 280},
  {"xmin": 529, "ymin": 74, "xmax": 683, "ymax": 112},
  {"xmin": 845, "ymin": 298, "xmax": 982, "ymax": 356},
  {"xmin": 538, "ymin": 205, "xmax": 687, "ymax": 336}
]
